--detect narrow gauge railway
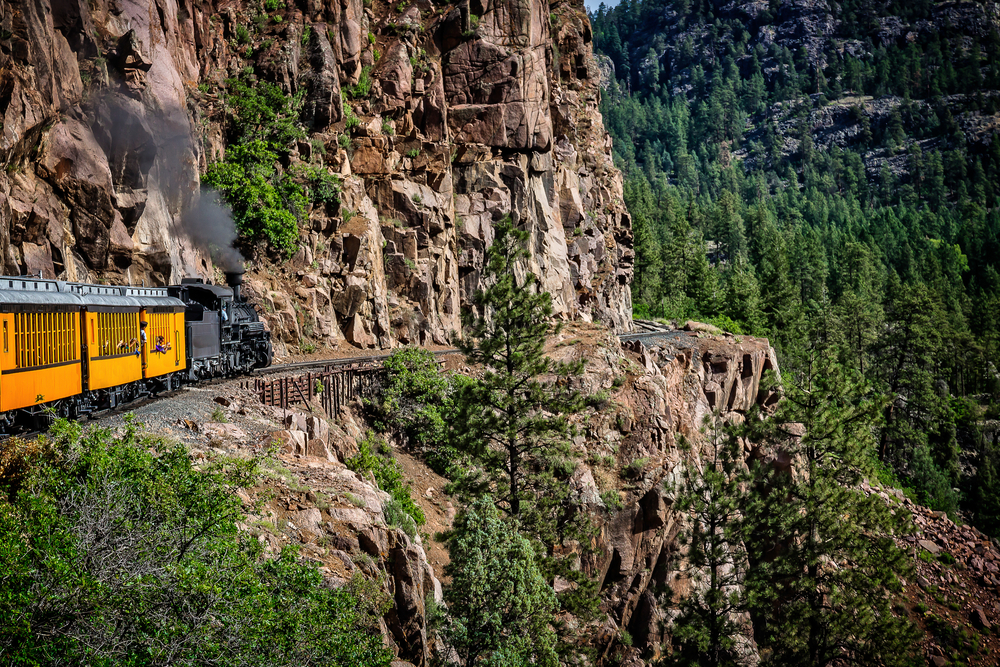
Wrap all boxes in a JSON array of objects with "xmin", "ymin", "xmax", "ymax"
[
  {"xmin": 0, "ymin": 271, "xmax": 653, "ymax": 436},
  {"xmin": 0, "ymin": 270, "xmax": 271, "ymax": 432}
]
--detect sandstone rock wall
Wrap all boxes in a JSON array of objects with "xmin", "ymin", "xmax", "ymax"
[
  {"xmin": 516, "ymin": 324, "xmax": 779, "ymax": 663},
  {"xmin": 0, "ymin": 0, "xmax": 633, "ymax": 349}
]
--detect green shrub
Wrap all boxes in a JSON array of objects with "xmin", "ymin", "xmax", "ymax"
[
  {"xmin": 347, "ymin": 66, "xmax": 373, "ymax": 99},
  {"xmin": 234, "ymin": 24, "xmax": 251, "ymax": 44},
  {"xmin": 624, "ymin": 457, "xmax": 648, "ymax": 479},
  {"xmin": 344, "ymin": 106, "xmax": 361, "ymax": 130},
  {"xmin": 264, "ymin": 0, "xmax": 283, "ymax": 10},
  {"xmin": 288, "ymin": 163, "xmax": 342, "ymax": 206},
  {"xmin": 601, "ymin": 489, "xmax": 623, "ymax": 510},
  {"xmin": 202, "ymin": 141, "xmax": 302, "ymax": 255},
  {"xmin": 382, "ymin": 497, "xmax": 419, "ymax": 538},
  {"xmin": 0, "ymin": 420, "xmax": 392, "ymax": 666},
  {"xmin": 346, "ymin": 433, "xmax": 425, "ymax": 529},
  {"xmin": 224, "ymin": 76, "xmax": 305, "ymax": 147},
  {"xmin": 406, "ymin": 148, "xmax": 420, "ymax": 158},
  {"xmin": 382, "ymin": 120, "xmax": 394, "ymax": 135},
  {"xmin": 372, "ymin": 348, "xmax": 447, "ymax": 437},
  {"xmin": 338, "ymin": 133, "xmax": 351, "ymax": 148}
]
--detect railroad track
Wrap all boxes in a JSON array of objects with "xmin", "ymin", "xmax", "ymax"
[
  {"xmin": 256, "ymin": 347, "xmax": 459, "ymax": 376},
  {"xmin": 7, "ymin": 325, "xmax": 668, "ymax": 439},
  {"xmin": 618, "ymin": 320, "xmax": 678, "ymax": 341}
]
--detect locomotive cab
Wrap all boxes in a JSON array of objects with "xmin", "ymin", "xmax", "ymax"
[{"xmin": 167, "ymin": 273, "xmax": 271, "ymax": 379}]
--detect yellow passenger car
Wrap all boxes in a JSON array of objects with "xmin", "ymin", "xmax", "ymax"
[
  {"xmin": 72, "ymin": 284, "xmax": 144, "ymax": 392},
  {"xmin": 0, "ymin": 278, "xmax": 84, "ymax": 413},
  {"xmin": 128, "ymin": 286, "xmax": 187, "ymax": 381}
]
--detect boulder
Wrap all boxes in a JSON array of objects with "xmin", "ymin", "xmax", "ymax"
[
  {"xmin": 918, "ymin": 540, "xmax": 942, "ymax": 555},
  {"xmin": 306, "ymin": 438, "xmax": 336, "ymax": 462},
  {"xmin": 306, "ymin": 415, "xmax": 330, "ymax": 442}
]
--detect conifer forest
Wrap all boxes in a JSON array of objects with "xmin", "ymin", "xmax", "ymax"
[{"xmin": 593, "ymin": 0, "xmax": 1000, "ymax": 528}]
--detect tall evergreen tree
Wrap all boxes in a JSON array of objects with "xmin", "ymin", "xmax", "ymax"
[
  {"xmin": 742, "ymin": 344, "xmax": 920, "ymax": 667},
  {"xmin": 665, "ymin": 416, "xmax": 751, "ymax": 667},
  {"xmin": 434, "ymin": 496, "xmax": 559, "ymax": 667},
  {"xmin": 449, "ymin": 217, "xmax": 589, "ymax": 542}
]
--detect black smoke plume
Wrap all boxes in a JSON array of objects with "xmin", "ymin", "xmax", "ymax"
[{"xmin": 178, "ymin": 191, "xmax": 244, "ymax": 272}]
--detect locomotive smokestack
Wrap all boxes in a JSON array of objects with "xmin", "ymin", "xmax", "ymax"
[{"xmin": 225, "ymin": 270, "xmax": 244, "ymax": 302}]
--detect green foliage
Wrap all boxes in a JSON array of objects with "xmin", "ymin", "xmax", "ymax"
[
  {"xmin": 347, "ymin": 66, "xmax": 373, "ymax": 99},
  {"xmin": 203, "ymin": 76, "xmax": 311, "ymax": 255},
  {"xmin": 382, "ymin": 497, "xmax": 419, "ymax": 539},
  {"xmin": 264, "ymin": 0, "xmax": 283, "ymax": 10},
  {"xmin": 381, "ymin": 119, "xmax": 394, "ymax": 135},
  {"xmin": 373, "ymin": 349, "xmax": 447, "ymax": 440},
  {"xmin": 288, "ymin": 163, "xmax": 342, "ymax": 206},
  {"xmin": 405, "ymin": 148, "xmax": 420, "ymax": 158},
  {"xmin": 346, "ymin": 433, "xmax": 425, "ymax": 529},
  {"xmin": 224, "ymin": 76, "xmax": 305, "ymax": 147},
  {"xmin": 740, "ymin": 348, "xmax": 921, "ymax": 667},
  {"xmin": 434, "ymin": 496, "xmax": 558, "ymax": 667},
  {"xmin": 0, "ymin": 420, "xmax": 392, "ymax": 666},
  {"xmin": 344, "ymin": 106, "xmax": 361, "ymax": 130},
  {"xmin": 448, "ymin": 216, "xmax": 590, "ymax": 544},
  {"xmin": 600, "ymin": 489, "xmax": 623, "ymax": 511},
  {"xmin": 202, "ymin": 141, "xmax": 301, "ymax": 254},
  {"xmin": 234, "ymin": 23, "xmax": 251, "ymax": 44},
  {"xmin": 664, "ymin": 419, "xmax": 750, "ymax": 667},
  {"xmin": 368, "ymin": 348, "xmax": 473, "ymax": 479}
]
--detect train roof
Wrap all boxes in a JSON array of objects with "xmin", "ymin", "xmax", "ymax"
[
  {"xmin": 0, "ymin": 277, "xmax": 185, "ymax": 311},
  {"xmin": 175, "ymin": 281, "xmax": 233, "ymax": 299}
]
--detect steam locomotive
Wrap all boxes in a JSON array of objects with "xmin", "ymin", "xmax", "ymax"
[{"xmin": 0, "ymin": 269, "xmax": 271, "ymax": 430}]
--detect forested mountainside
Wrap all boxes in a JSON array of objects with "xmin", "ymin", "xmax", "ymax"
[{"xmin": 592, "ymin": 0, "xmax": 1000, "ymax": 532}]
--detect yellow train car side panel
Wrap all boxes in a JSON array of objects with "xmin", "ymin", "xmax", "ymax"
[
  {"xmin": 0, "ymin": 310, "xmax": 82, "ymax": 413},
  {"xmin": 174, "ymin": 312, "xmax": 187, "ymax": 372},
  {"xmin": 0, "ymin": 363, "xmax": 83, "ymax": 412},
  {"xmin": 141, "ymin": 310, "xmax": 187, "ymax": 378},
  {"xmin": 84, "ymin": 311, "xmax": 142, "ymax": 391},
  {"xmin": 0, "ymin": 314, "xmax": 11, "ymax": 404}
]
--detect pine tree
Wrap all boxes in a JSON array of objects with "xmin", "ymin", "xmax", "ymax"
[
  {"xmin": 449, "ymin": 217, "xmax": 589, "ymax": 542},
  {"xmin": 722, "ymin": 259, "xmax": 765, "ymax": 334},
  {"xmin": 741, "ymin": 343, "xmax": 920, "ymax": 667},
  {"xmin": 665, "ymin": 415, "xmax": 751, "ymax": 667},
  {"xmin": 633, "ymin": 210, "xmax": 664, "ymax": 314},
  {"xmin": 434, "ymin": 496, "xmax": 559, "ymax": 667}
]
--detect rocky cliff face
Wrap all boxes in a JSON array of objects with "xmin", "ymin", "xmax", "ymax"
[
  {"xmin": 188, "ymin": 323, "xmax": 781, "ymax": 666},
  {"xmin": 540, "ymin": 324, "xmax": 779, "ymax": 664},
  {"xmin": 0, "ymin": 0, "xmax": 633, "ymax": 350}
]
